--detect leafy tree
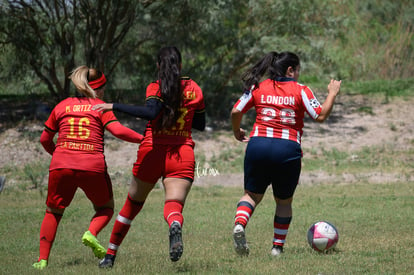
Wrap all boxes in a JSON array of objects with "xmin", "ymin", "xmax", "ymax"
[
  {"xmin": 119, "ymin": 0, "xmax": 264, "ymax": 119},
  {"xmin": 1, "ymin": 0, "xmax": 412, "ymax": 122},
  {"xmin": 0, "ymin": 0, "xmax": 150, "ymax": 101}
]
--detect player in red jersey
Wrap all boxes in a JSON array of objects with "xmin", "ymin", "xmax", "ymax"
[
  {"xmin": 32, "ymin": 66, "xmax": 143, "ymax": 270},
  {"xmin": 93, "ymin": 46, "xmax": 206, "ymax": 267},
  {"xmin": 231, "ymin": 52, "xmax": 341, "ymax": 256}
]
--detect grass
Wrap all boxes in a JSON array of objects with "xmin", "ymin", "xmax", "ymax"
[
  {"xmin": 0, "ymin": 181, "xmax": 413, "ymax": 274},
  {"xmin": 302, "ymin": 144, "xmax": 414, "ymax": 177},
  {"xmin": 341, "ymin": 78, "xmax": 414, "ymax": 103}
]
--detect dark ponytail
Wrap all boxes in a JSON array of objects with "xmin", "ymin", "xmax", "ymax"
[
  {"xmin": 156, "ymin": 46, "xmax": 182, "ymax": 129},
  {"xmin": 241, "ymin": 52, "xmax": 278, "ymax": 91},
  {"xmin": 242, "ymin": 51, "xmax": 300, "ymax": 91}
]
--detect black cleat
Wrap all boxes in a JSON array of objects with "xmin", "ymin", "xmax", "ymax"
[
  {"xmin": 99, "ymin": 254, "xmax": 116, "ymax": 268},
  {"xmin": 169, "ymin": 221, "xmax": 183, "ymax": 262}
]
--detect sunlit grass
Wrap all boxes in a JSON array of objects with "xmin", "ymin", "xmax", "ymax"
[
  {"xmin": 302, "ymin": 144, "xmax": 413, "ymax": 177},
  {"xmin": 1, "ymin": 182, "xmax": 413, "ymax": 274}
]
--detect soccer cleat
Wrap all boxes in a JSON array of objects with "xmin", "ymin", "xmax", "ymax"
[
  {"xmin": 271, "ymin": 244, "xmax": 284, "ymax": 256},
  {"xmin": 233, "ymin": 223, "xmax": 249, "ymax": 256},
  {"xmin": 32, "ymin": 259, "xmax": 48, "ymax": 270},
  {"xmin": 169, "ymin": 221, "xmax": 183, "ymax": 262},
  {"xmin": 99, "ymin": 254, "xmax": 116, "ymax": 268},
  {"xmin": 82, "ymin": 230, "xmax": 106, "ymax": 259}
]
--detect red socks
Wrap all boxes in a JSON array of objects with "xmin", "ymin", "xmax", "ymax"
[
  {"xmin": 234, "ymin": 201, "xmax": 255, "ymax": 228},
  {"xmin": 107, "ymin": 194, "xmax": 144, "ymax": 255},
  {"xmin": 38, "ymin": 210, "xmax": 63, "ymax": 261},
  {"xmin": 273, "ymin": 216, "xmax": 292, "ymax": 247},
  {"xmin": 107, "ymin": 199, "xmax": 185, "ymax": 255},
  {"xmin": 88, "ymin": 208, "xmax": 114, "ymax": 236},
  {"xmin": 164, "ymin": 200, "xmax": 184, "ymax": 227}
]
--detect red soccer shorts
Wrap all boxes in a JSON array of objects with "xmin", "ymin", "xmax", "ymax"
[
  {"xmin": 46, "ymin": 168, "xmax": 113, "ymax": 209},
  {"xmin": 132, "ymin": 144, "xmax": 195, "ymax": 184}
]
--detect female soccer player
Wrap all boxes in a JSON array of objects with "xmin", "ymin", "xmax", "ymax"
[
  {"xmin": 231, "ymin": 52, "xmax": 341, "ymax": 256},
  {"xmin": 93, "ymin": 46, "xmax": 206, "ymax": 267},
  {"xmin": 32, "ymin": 66, "xmax": 143, "ymax": 270}
]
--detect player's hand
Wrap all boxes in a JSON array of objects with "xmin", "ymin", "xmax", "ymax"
[
  {"xmin": 327, "ymin": 79, "xmax": 341, "ymax": 96},
  {"xmin": 92, "ymin": 103, "xmax": 113, "ymax": 112},
  {"xmin": 233, "ymin": 128, "xmax": 249, "ymax": 142},
  {"xmin": 136, "ymin": 134, "xmax": 144, "ymax": 143}
]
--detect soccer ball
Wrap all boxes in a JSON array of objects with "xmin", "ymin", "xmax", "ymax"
[{"xmin": 307, "ymin": 221, "xmax": 339, "ymax": 252}]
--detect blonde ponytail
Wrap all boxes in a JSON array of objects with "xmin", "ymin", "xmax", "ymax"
[{"xmin": 69, "ymin": 66, "xmax": 97, "ymax": 98}]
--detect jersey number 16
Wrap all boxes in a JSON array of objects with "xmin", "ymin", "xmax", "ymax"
[{"xmin": 66, "ymin": 117, "xmax": 91, "ymax": 139}]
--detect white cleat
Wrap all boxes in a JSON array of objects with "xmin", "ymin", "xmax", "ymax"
[
  {"xmin": 271, "ymin": 245, "xmax": 283, "ymax": 256},
  {"xmin": 233, "ymin": 224, "xmax": 249, "ymax": 256}
]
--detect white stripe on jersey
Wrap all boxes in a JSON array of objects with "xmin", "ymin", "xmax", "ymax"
[
  {"xmin": 253, "ymin": 126, "xmax": 258, "ymax": 136},
  {"xmin": 301, "ymin": 89, "xmax": 318, "ymax": 119},
  {"xmin": 297, "ymin": 131, "xmax": 301, "ymax": 144},
  {"xmin": 266, "ymin": 127, "xmax": 273, "ymax": 137},
  {"xmin": 236, "ymin": 92, "xmax": 253, "ymax": 112},
  {"xmin": 282, "ymin": 128, "xmax": 289, "ymax": 139}
]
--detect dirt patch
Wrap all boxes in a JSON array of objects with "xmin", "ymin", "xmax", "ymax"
[
  {"xmin": 302, "ymin": 95, "xmax": 413, "ymax": 151},
  {"xmin": 0, "ymin": 94, "xmax": 412, "ymax": 187}
]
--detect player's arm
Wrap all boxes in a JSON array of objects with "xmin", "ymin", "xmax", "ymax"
[
  {"xmin": 113, "ymin": 98, "xmax": 163, "ymax": 120},
  {"xmin": 315, "ymin": 79, "xmax": 341, "ymax": 122},
  {"xmin": 105, "ymin": 121, "xmax": 143, "ymax": 143},
  {"xmin": 231, "ymin": 108, "xmax": 249, "ymax": 142},
  {"xmin": 192, "ymin": 110, "xmax": 205, "ymax": 131},
  {"xmin": 40, "ymin": 128, "xmax": 56, "ymax": 155},
  {"xmin": 93, "ymin": 98, "xmax": 163, "ymax": 120}
]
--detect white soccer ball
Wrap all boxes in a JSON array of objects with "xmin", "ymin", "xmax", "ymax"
[{"xmin": 307, "ymin": 221, "xmax": 339, "ymax": 252}]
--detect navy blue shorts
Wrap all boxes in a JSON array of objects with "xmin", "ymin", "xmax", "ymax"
[{"xmin": 244, "ymin": 137, "xmax": 302, "ymax": 199}]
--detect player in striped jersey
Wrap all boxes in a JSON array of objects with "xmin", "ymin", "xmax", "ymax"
[
  {"xmin": 32, "ymin": 66, "xmax": 143, "ymax": 270},
  {"xmin": 231, "ymin": 51, "xmax": 341, "ymax": 256},
  {"xmin": 93, "ymin": 46, "xmax": 206, "ymax": 267}
]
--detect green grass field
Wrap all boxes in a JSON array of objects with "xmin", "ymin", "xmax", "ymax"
[{"xmin": 1, "ymin": 181, "xmax": 413, "ymax": 274}]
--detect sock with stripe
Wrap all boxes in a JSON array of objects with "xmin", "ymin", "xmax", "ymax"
[
  {"xmin": 38, "ymin": 210, "xmax": 63, "ymax": 261},
  {"xmin": 273, "ymin": 216, "xmax": 292, "ymax": 247},
  {"xmin": 164, "ymin": 200, "xmax": 184, "ymax": 227},
  {"xmin": 88, "ymin": 207, "xmax": 114, "ymax": 236},
  {"xmin": 234, "ymin": 201, "xmax": 255, "ymax": 228},
  {"xmin": 107, "ymin": 194, "xmax": 144, "ymax": 255}
]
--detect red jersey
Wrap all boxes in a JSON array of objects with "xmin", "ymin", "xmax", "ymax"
[
  {"xmin": 141, "ymin": 77, "xmax": 205, "ymax": 146},
  {"xmin": 233, "ymin": 78, "xmax": 322, "ymax": 144},
  {"xmin": 44, "ymin": 97, "xmax": 119, "ymax": 173}
]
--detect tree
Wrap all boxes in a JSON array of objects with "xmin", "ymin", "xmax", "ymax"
[
  {"xmin": 0, "ymin": 0, "xmax": 150, "ymax": 101},
  {"xmin": 2, "ymin": 0, "xmax": 411, "ymax": 122}
]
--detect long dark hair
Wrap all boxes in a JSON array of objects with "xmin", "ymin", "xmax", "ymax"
[
  {"xmin": 241, "ymin": 51, "xmax": 300, "ymax": 91},
  {"xmin": 156, "ymin": 46, "xmax": 182, "ymax": 129}
]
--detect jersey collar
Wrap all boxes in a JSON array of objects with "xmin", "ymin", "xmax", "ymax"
[{"xmin": 274, "ymin": 77, "xmax": 296, "ymax": 82}]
